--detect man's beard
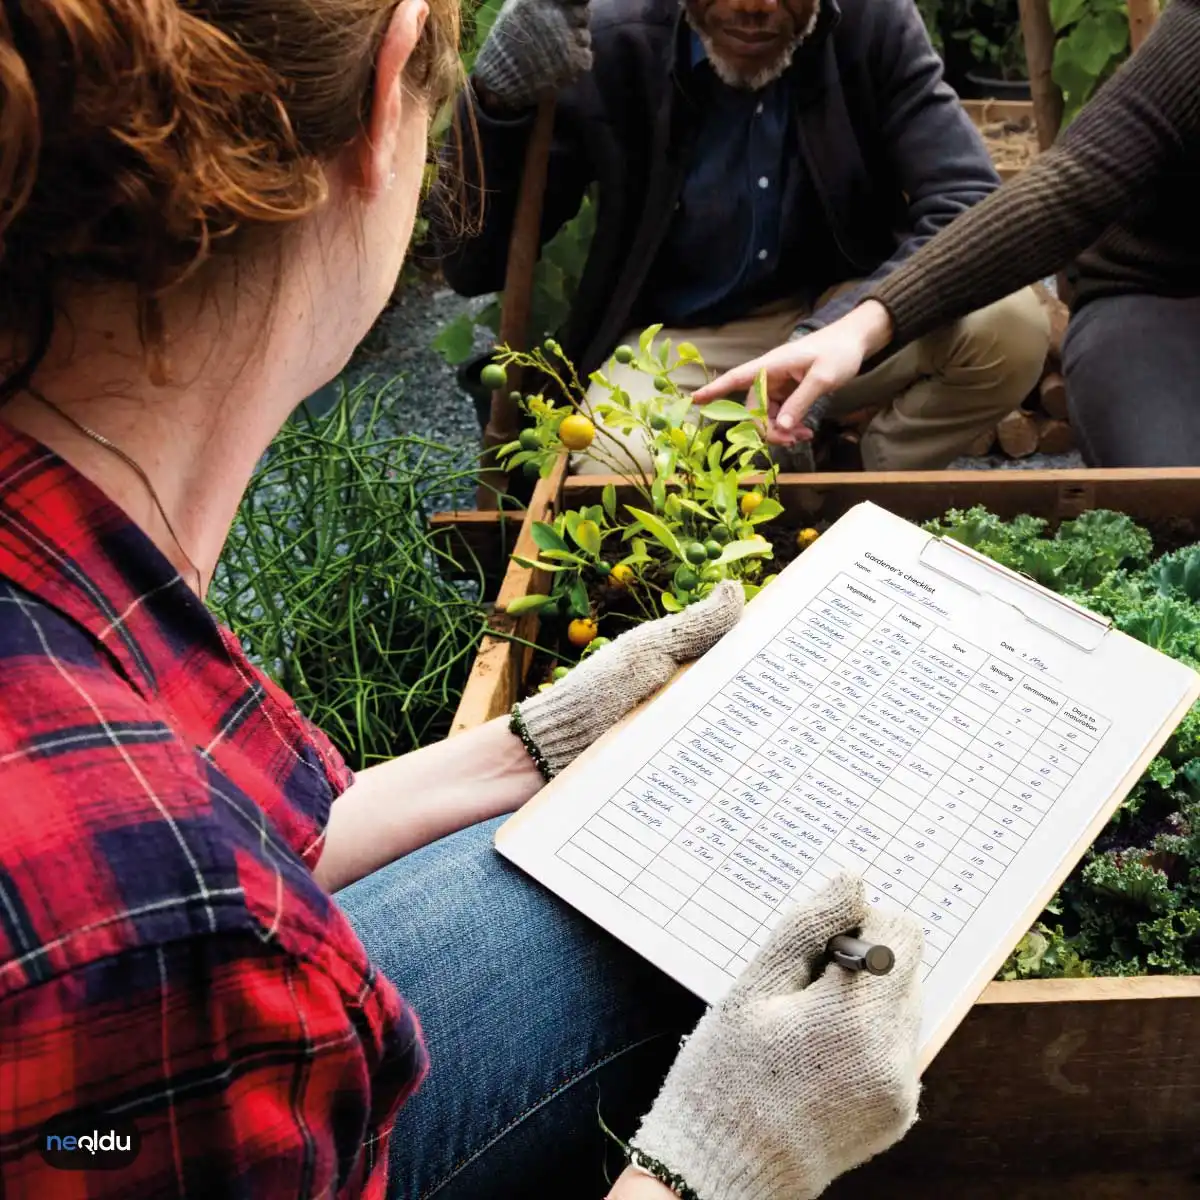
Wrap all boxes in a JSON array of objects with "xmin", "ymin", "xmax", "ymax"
[{"xmin": 687, "ymin": 2, "xmax": 819, "ymax": 90}]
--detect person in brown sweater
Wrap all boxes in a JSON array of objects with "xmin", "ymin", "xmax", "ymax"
[{"xmin": 695, "ymin": 0, "xmax": 1200, "ymax": 467}]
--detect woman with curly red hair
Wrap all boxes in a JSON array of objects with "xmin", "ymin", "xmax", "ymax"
[{"xmin": 0, "ymin": 3, "xmax": 921, "ymax": 1197}]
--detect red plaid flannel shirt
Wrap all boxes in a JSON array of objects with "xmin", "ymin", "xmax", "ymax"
[{"xmin": 0, "ymin": 423, "xmax": 427, "ymax": 1197}]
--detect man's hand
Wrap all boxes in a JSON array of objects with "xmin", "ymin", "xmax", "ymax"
[
  {"xmin": 630, "ymin": 873, "xmax": 923, "ymax": 1200},
  {"xmin": 693, "ymin": 300, "xmax": 895, "ymax": 446},
  {"xmin": 473, "ymin": 0, "xmax": 592, "ymax": 113}
]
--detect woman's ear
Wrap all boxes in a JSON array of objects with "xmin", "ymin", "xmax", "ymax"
[{"xmin": 358, "ymin": 0, "xmax": 429, "ymax": 197}]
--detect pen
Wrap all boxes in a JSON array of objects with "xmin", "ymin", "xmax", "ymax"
[{"xmin": 825, "ymin": 934, "xmax": 895, "ymax": 976}]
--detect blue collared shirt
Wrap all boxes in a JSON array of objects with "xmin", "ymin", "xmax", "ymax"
[{"xmin": 643, "ymin": 34, "xmax": 797, "ymax": 327}]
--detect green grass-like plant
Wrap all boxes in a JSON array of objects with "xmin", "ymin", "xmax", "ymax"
[{"xmin": 208, "ymin": 381, "xmax": 488, "ymax": 770}]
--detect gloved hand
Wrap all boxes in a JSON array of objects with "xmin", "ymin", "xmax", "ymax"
[
  {"xmin": 473, "ymin": 0, "xmax": 592, "ymax": 111},
  {"xmin": 629, "ymin": 873, "xmax": 924, "ymax": 1200},
  {"xmin": 510, "ymin": 580, "xmax": 743, "ymax": 779}
]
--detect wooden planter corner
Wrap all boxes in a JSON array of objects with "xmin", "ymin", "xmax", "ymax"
[
  {"xmin": 451, "ymin": 465, "xmax": 1200, "ymax": 1184},
  {"xmin": 447, "ymin": 455, "xmax": 568, "ymax": 734}
]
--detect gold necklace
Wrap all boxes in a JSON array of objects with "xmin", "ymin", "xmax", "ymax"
[{"xmin": 25, "ymin": 386, "xmax": 205, "ymax": 595}]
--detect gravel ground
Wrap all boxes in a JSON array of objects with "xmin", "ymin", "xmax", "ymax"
[
  {"xmin": 327, "ymin": 275, "xmax": 1085, "ymax": 499},
  {"xmin": 322, "ymin": 275, "xmax": 492, "ymax": 511}
]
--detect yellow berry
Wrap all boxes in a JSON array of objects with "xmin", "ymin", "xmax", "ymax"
[
  {"xmin": 567, "ymin": 617, "xmax": 599, "ymax": 647},
  {"xmin": 558, "ymin": 414, "xmax": 596, "ymax": 451},
  {"xmin": 796, "ymin": 527, "xmax": 820, "ymax": 550},
  {"xmin": 740, "ymin": 492, "xmax": 764, "ymax": 517},
  {"xmin": 608, "ymin": 564, "xmax": 635, "ymax": 588}
]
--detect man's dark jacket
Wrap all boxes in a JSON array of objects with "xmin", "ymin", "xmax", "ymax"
[{"xmin": 435, "ymin": 0, "xmax": 1000, "ymax": 378}]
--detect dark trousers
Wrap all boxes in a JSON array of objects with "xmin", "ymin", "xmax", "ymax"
[{"xmin": 1064, "ymin": 292, "xmax": 1200, "ymax": 466}]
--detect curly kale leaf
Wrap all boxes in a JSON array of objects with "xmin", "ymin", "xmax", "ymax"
[
  {"xmin": 1166, "ymin": 704, "xmax": 1200, "ymax": 765},
  {"xmin": 1115, "ymin": 594, "xmax": 1200, "ymax": 659},
  {"xmin": 1056, "ymin": 509, "xmax": 1154, "ymax": 575},
  {"xmin": 926, "ymin": 508, "xmax": 1154, "ymax": 593},
  {"xmin": 1083, "ymin": 852, "xmax": 1177, "ymax": 914},
  {"xmin": 1065, "ymin": 568, "xmax": 1155, "ymax": 622},
  {"xmin": 1148, "ymin": 544, "xmax": 1200, "ymax": 603},
  {"xmin": 998, "ymin": 922, "xmax": 1092, "ymax": 980},
  {"xmin": 1140, "ymin": 909, "xmax": 1200, "ymax": 972}
]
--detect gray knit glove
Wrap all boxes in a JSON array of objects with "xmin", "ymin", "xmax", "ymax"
[
  {"xmin": 511, "ymin": 580, "xmax": 744, "ymax": 779},
  {"xmin": 473, "ymin": 0, "xmax": 592, "ymax": 110},
  {"xmin": 630, "ymin": 873, "xmax": 924, "ymax": 1200}
]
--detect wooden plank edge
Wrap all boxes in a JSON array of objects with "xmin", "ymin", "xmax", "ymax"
[{"xmin": 977, "ymin": 974, "xmax": 1200, "ymax": 1005}]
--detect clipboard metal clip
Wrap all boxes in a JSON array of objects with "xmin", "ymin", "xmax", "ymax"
[{"xmin": 918, "ymin": 535, "xmax": 1112, "ymax": 652}]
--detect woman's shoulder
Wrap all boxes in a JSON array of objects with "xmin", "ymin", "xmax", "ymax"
[{"xmin": 0, "ymin": 582, "xmax": 360, "ymax": 1002}]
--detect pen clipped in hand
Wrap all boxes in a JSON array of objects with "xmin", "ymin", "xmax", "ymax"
[{"xmin": 826, "ymin": 933, "xmax": 895, "ymax": 975}]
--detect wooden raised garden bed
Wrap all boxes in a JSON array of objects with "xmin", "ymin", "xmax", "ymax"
[{"xmin": 453, "ymin": 465, "xmax": 1200, "ymax": 1194}]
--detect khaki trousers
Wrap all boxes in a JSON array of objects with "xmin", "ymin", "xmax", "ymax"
[{"xmin": 576, "ymin": 287, "xmax": 1050, "ymax": 472}]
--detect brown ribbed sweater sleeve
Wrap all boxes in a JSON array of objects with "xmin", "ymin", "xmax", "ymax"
[{"xmin": 870, "ymin": 0, "xmax": 1200, "ymax": 346}]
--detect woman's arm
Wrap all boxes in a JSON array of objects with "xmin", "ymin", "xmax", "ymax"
[
  {"xmin": 871, "ymin": 0, "xmax": 1200, "ymax": 345},
  {"xmin": 314, "ymin": 583, "xmax": 746, "ymax": 892},
  {"xmin": 313, "ymin": 718, "xmax": 541, "ymax": 892}
]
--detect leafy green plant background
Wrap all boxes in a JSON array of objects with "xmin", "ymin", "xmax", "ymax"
[
  {"xmin": 925, "ymin": 508, "xmax": 1200, "ymax": 978},
  {"xmin": 1050, "ymin": 0, "xmax": 1130, "ymax": 122},
  {"xmin": 432, "ymin": 192, "xmax": 597, "ymax": 367}
]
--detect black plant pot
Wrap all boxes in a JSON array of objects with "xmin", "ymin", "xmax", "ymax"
[{"xmin": 963, "ymin": 70, "xmax": 1032, "ymax": 101}]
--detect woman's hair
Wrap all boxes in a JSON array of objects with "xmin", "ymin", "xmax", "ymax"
[{"xmin": 0, "ymin": 0, "xmax": 464, "ymax": 394}]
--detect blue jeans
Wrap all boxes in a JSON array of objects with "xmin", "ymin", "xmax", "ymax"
[{"xmin": 336, "ymin": 816, "xmax": 704, "ymax": 1200}]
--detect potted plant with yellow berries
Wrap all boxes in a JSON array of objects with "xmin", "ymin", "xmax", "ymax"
[{"xmin": 479, "ymin": 330, "xmax": 827, "ymax": 692}]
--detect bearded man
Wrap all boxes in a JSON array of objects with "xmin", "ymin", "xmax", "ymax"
[{"xmin": 440, "ymin": 0, "xmax": 1050, "ymax": 472}]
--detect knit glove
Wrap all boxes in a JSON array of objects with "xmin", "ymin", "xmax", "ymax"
[
  {"xmin": 473, "ymin": 0, "xmax": 592, "ymax": 111},
  {"xmin": 630, "ymin": 873, "xmax": 924, "ymax": 1200},
  {"xmin": 511, "ymin": 580, "xmax": 744, "ymax": 779}
]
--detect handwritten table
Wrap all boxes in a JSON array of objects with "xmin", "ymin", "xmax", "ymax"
[{"xmin": 556, "ymin": 573, "xmax": 1111, "ymax": 982}]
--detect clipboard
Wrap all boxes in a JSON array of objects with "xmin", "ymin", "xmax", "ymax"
[
  {"xmin": 497, "ymin": 502, "xmax": 1200, "ymax": 1070},
  {"xmin": 918, "ymin": 535, "xmax": 1111, "ymax": 653}
]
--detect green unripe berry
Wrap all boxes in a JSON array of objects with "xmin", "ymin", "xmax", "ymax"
[
  {"xmin": 519, "ymin": 429, "xmax": 541, "ymax": 451},
  {"xmin": 685, "ymin": 542, "xmax": 708, "ymax": 565},
  {"xmin": 614, "ymin": 345, "xmax": 635, "ymax": 364},
  {"xmin": 704, "ymin": 539, "xmax": 723, "ymax": 559},
  {"xmin": 649, "ymin": 414, "xmax": 670, "ymax": 431},
  {"xmin": 552, "ymin": 666, "xmax": 570, "ymax": 681},
  {"xmin": 522, "ymin": 460, "xmax": 540, "ymax": 479},
  {"xmin": 710, "ymin": 526, "xmax": 732, "ymax": 545},
  {"xmin": 674, "ymin": 565, "xmax": 699, "ymax": 592},
  {"xmin": 480, "ymin": 363, "xmax": 507, "ymax": 391},
  {"xmin": 510, "ymin": 390, "xmax": 523, "ymax": 404},
  {"xmin": 653, "ymin": 376, "xmax": 671, "ymax": 392}
]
